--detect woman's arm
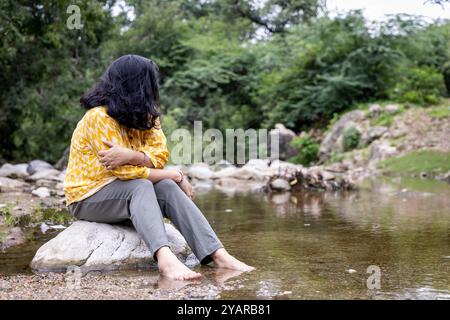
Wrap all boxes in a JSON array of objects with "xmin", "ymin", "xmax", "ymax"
[
  {"xmin": 98, "ymin": 137, "xmax": 193, "ymax": 198},
  {"xmin": 99, "ymin": 122, "xmax": 169, "ymax": 170},
  {"xmin": 138, "ymin": 121, "xmax": 169, "ymax": 169},
  {"xmin": 147, "ymin": 168, "xmax": 182, "ymax": 184},
  {"xmin": 99, "ymin": 140, "xmax": 147, "ymax": 169},
  {"xmin": 85, "ymin": 108, "xmax": 150, "ymax": 180}
]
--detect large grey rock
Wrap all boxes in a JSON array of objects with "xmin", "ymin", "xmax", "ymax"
[
  {"xmin": 213, "ymin": 165, "xmax": 272, "ymax": 182},
  {"xmin": 0, "ymin": 177, "xmax": 28, "ymax": 192},
  {"xmin": 270, "ymin": 178, "xmax": 291, "ymax": 191},
  {"xmin": 370, "ymin": 141, "xmax": 398, "ymax": 162},
  {"xmin": 269, "ymin": 160, "xmax": 301, "ymax": 179},
  {"xmin": 32, "ymin": 187, "xmax": 51, "ymax": 198},
  {"xmin": 368, "ymin": 104, "xmax": 382, "ymax": 117},
  {"xmin": 0, "ymin": 163, "xmax": 29, "ymax": 178},
  {"xmin": 27, "ymin": 160, "xmax": 54, "ymax": 175},
  {"xmin": 269, "ymin": 123, "xmax": 298, "ymax": 161},
  {"xmin": 30, "ymin": 221, "xmax": 192, "ymax": 272},
  {"xmin": 187, "ymin": 163, "xmax": 214, "ymax": 180},
  {"xmin": 214, "ymin": 177, "xmax": 267, "ymax": 195},
  {"xmin": 385, "ymin": 104, "xmax": 400, "ymax": 114},
  {"xmin": 362, "ymin": 126, "xmax": 388, "ymax": 145},
  {"xmin": 243, "ymin": 159, "xmax": 270, "ymax": 171},
  {"xmin": 28, "ymin": 169, "xmax": 62, "ymax": 181},
  {"xmin": 319, "ymin": 110, "xmax": 365, "ymax": 160}
]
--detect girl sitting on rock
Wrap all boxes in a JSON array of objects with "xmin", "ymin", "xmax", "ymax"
[{"xmin": 64, "ymin": 54, "xmax": 254, "ymax": 280}]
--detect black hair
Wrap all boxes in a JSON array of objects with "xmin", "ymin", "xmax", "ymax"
[{"xmin": 80, "ymin": 54, "xmax": 161, "ymax": 130}]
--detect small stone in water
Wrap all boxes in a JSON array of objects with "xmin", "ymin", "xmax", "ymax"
[
  {"xmin": 225, "ymin": 209, "xmax": 233, "ymax": 212},
  {"xmin": 40, "ymin": 223, "xmax": 50, "ymax": 234},
  {"xmin": 346, "ymin": 269, "xmax": 357, "ymax": 274},
  {"xmin": 49, "ymin": 225, "xmax": 66, "ymax": 230},
  {"xmin": 304, "ymin": 224, "xmax": 311, "ymax": 227},
  {"xmin": 0, "ymin": 203, "xmax": 6, "ymax": 209}
]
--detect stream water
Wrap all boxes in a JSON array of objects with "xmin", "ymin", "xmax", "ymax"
[{"xmin": 1, "ymin": 177, "xmax": 449, "ymax": 299}]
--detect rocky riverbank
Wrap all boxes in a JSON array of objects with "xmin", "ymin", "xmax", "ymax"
[
  {"xmin": 285, "ymin": 101, "xmax": 450, "ymax": 183},
  {"xmin": 0, "ymin": 268, "xmax": 248, "ymax": 300},
  {"xmin": 3, "ymin": 101, "xmax": 449, "ymax": 254},
  {"xmin": 0, "ymin": 158, "xmax": 356, "ymax": 253}
]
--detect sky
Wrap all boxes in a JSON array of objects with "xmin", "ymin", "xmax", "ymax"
[{"xmin": 327, "ymin": 0, "xmax": 450, "ymax": 21}]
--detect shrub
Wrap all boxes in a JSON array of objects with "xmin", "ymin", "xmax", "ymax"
[
  {"xmin": 342, "ymin": 127, "xmax": 361, "ymax": 152},
  {"xmin": 289, "ymin": 135, "xmax": 320, "ymax": 166},
  {"xmin": 390, "ymin": 66, "xmax": 445, "ymax": 105},
  {"xmin": 443, "ymin": 61, "xmax": 450, "ymax": 95}
]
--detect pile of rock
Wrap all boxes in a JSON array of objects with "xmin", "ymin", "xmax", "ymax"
[
  {"xmin": 0, "ymin": 160, "xmax": 65, "ymax": 199},
  {"xmin": 318, "ymin": 104, "xmax": 402, "ymax": 171},
  {"xmin": 184, "ymin": 159, "xmax": 355, "ymax": 194}
]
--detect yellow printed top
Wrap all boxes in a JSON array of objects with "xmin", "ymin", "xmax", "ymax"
[{"xmin": 64, "ymin": 106, "xmax": 169, "ymax": 206}]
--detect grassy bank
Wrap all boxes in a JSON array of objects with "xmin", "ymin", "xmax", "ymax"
[{"xmin": 378, "ymin": 150, "xmax": 450, "ymax": 175}]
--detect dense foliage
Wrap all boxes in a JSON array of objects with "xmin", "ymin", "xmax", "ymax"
[
  {"xmin": 0, "ymin": 0, "xmax": 449, "ymax": 163},
  {"xmin": 289, "ymin": 134, "xmax": 320, "ymax": 165}
]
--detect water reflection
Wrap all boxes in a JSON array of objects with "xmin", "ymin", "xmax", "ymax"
[
  {"xmin": 1, "ymin": 177, "xmax": 449, "ymax": 299},
  {"xmin": 195, "ymin": 177, "xmax": 450, "ymax": 299}
]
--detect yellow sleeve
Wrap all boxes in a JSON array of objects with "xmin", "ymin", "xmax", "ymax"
[
  {"xmin": 139, "ymin": 120, "xmax": 170, "ymax": 169},
  {"xmin": 84, "ymin": 108, "xmax": 150, "ymax": 180}
]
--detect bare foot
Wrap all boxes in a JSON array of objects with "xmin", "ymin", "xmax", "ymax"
[
  {"xmin": 210, "ymin": 268, "xmax": 244, "ymax": 283},
  {"xmin": 157, "ymin": 274, "xmax": 202, "ymax": 290},
  {"xmin": 156, "ymin": 247, "xmax": 202, "ymax": 280},
  {"xmin": 211, "ymin": 248, "xmax": 255, "ymax": 272}
]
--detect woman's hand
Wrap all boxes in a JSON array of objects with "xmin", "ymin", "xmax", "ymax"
[
  {"xmin": 178, "ymin": 176, "xmax": 195, "ymax": 200},
  {"xmin": 168, "ymin": 170, "xmax": 183, "ymax": 183},
  {"xmin": 99, "ymin": 140, "xmax": 135, "ymax": 170}
]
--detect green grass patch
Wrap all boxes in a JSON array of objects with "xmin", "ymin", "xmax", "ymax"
[
  {"xmin": 0, "ymin": 228, "xmax": 7, "ymax": 244},
  {"xmin": 378, "ymin": 150, "xmax": 450, "ymax": 175},
  {"xmin": 427, "ymin": 105, "xmax": 450, "ymax": 119},
  {"xmin": 0, "ymin": 204, "xmax": 73, "ymax": 228},
  {"xmin": 324, "ymin": 152, "xmax": 345, "ymax": 165}
]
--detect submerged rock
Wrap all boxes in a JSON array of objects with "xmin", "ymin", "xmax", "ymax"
[
  {"xmin": 0, "ymin": 227, "xmax": 25, "ymax": 251},
  {"xmin": 31, "ymin": 221, "xmax": 192, "ymax": 272},
  {"xmin": 270, "ymin": 178, "xmax": 291, "ymax": 191}
]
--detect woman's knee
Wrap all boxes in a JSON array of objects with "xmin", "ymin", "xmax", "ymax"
[
  {"xmin": 127, "ymin": 178, "xmax": 154, "ymax": 193},
  {"xmin": 154, "ymin": 179, "xmax": 178, "ymax": 193}
]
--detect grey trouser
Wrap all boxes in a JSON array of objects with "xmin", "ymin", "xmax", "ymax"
[{"xmin": 69, "ymin": 179, "xmax": 223, "ymax": 264}]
